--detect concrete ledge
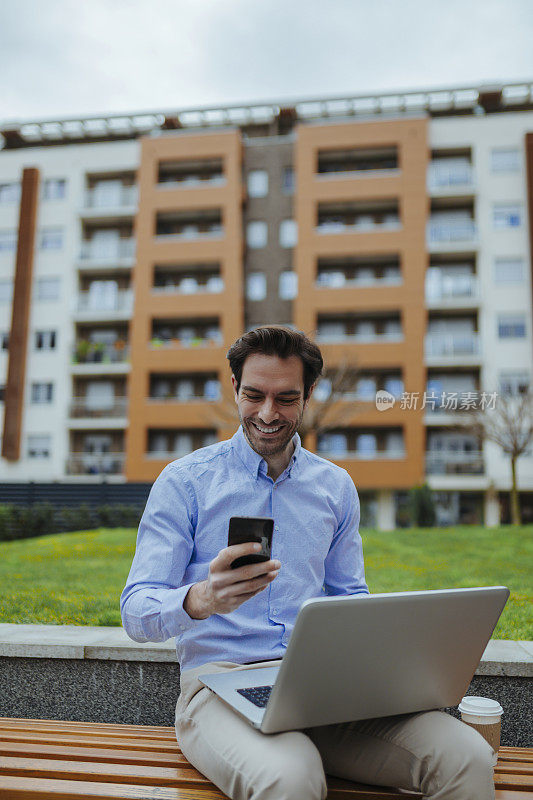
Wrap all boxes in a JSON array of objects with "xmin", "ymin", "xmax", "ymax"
[{"xmin": 0, "ymin": 624, "xmax": 531, "ymax": 676}]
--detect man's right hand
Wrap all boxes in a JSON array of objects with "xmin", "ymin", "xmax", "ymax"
[{"xmin": 183, "ymin": 542, "xmax": 281, "ymax": 620}]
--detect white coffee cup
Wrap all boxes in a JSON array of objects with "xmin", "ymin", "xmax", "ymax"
[{"xmin": 458, "ymin": 696, "xmax": 503, "ymax": 765}]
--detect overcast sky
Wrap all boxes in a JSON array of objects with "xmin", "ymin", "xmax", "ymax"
[{"xmin": 2, "ymin": 0, "xmax": 532, "ymax": 122}]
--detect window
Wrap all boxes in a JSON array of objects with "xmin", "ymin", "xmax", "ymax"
[
  {"xmin": 246, "ymin": 272, "xmax": 267, "ymax": 301},
  {"xmin": 279, "ymin": 271, "xmax": 297, "ymax": 299},
  {"xmin": 282, "ymin": 167, "xmax": 294, "ymax": 194},
  {"xmin": 0, "ymin": 385, "xmax": 4, "ymax": 402},
  {"xmin": 27, "ymin": 434, "xmax": 51, "ymax": 458},
  {"xmin": 0, "ymin": 230, "xmax": 17, "ymax": 252},
  {"xmin": 247, "ymin": 170, "xmax": 268, "ymax": 198},
  {"xmin": 1, "ymin": 332, "xmax": 8, "ymax": 350},
  {"xmin": 491, "ymin": 148, "xmax": 521, "ymax": 173},
  {"xmin": 384, "ymin": 377, "xmax": 404, "ymax": 397},
  {"xmin": 498, "ymin": 314, "xmax": 526, "ymax": 339},
  {"xmin": 279, "ymin": 219, "xmax": 297, "ymax": 248},
  {"xmin": 31, "ymin": 382, "xmax": 54, "ymax": 403},
  {"xmin": 36, "ymin": 277, "xmax": 60, "ymax": 301},
  {"xmin": 42, "ymin": 178, "xmax": 66, "ymax": 200},
  {"xmin": 39, "ymin": 228, "xmax": 63, "ymax": 250},
  {"xmin": 35, "ymin": 330, "xmax": 57, "ymax": 350},
  {"xmin": 494, "ymin": 258, "xmax": 525, "ymax": 284},
  {"xmin": 356, "ymin": 433, "xmax": 377, "ymax": 457},
  {"xmin": 0, "ymin": 183, "xmax": 20, "ymax": 204},
  {"xmin": 246, "ymin": 221, "xmax": 268, "ymax": 249},
  {"xmin": 0, "ymin": 280, "xmax": 13, "ymax": 303},
  {"xmin": 493, "ymin": 203, "xmax": 522, "ymax": 229},
  {"xmin": 499, "ymin": 372, "xmax": 530, "ymax": 396}
]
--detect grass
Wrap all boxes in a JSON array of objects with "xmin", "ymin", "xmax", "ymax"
[{"xmin": 0, "ymin": 525, "xmax": 531, "ymax": 639}]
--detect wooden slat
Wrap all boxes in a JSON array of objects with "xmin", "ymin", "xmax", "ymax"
[
  {"xmin": 0, "ymin": 731, "xmax": 180, "ymax": 753},
  {"xmin": 0, "ymin": 756, "xmax": 209, "ymax": 788},
  {"xmin": 0, "ymin": 775, "xmax": 226, "ymax": 799},
  {"xmin": 0, "ymin": 742, "xmax": 189, "ymax": 768},
  {"xmin": 0, "ymin": 721, "xmax": 175, "ymax": 741},
  {"xmin": 0, "ymin": 719, "xmax": 173, "ymax": 735}
]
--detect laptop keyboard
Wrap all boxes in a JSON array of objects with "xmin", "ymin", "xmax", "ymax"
[{"xmin": 236, "ymin": 685, "xmax": 273, "ymax": 708}]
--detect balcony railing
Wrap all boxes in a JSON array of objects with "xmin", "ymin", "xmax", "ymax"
[
  {"xmin": 76, "ymin": 288, "xmax": 133, "ymax": 314},
  {"xmin": 425, "ymin": 450, "xmax": 484, "ymax": 475},
  {"xmin": 152, "ymin": 277, "xmax": 224, "ymax": 294},
  {"xmin": 156, "ymin": 225, "xmax": 223, "ymax": 241},
  {"xmin": 427, "ymin": 220, "xmax": 477, "ymax": 243},
  {"xmin": 425, "ymin": 333, "xmax": 480, "ymax": 357},
  {"xmin": 66, "ymin": 452, "xmax": 125, "ymax": 475},
  {"xmin": 425, "ymin": 275, "xmax": 478, "ymax": 302},
  {"xmin": 317, "ymin": 218, "xmax": 400, "ymax": 234},
  {"xmin": 316, "ymin": 272, "xmax": 401, "ymax": 288},
  {"xmin": 80, "ymin": 238, "xmax": 135, "ymax": 261},
  {"xmin": 72, "ymin": 343, "xmax": 130, "ymax": 364},
  {"xmin": 316, "ymin": 330, "xmax": 403, "ymax": 344},
  {"xmin": 83, "ymin": 186, "xmax": 137, "ymax": 209},
  {"xmin": 427, "ymin": 164, "xmax": 474, "ymax": 191},
  {"xmin": 158, "ymin": 175, "xmax": 226, "ymax": 188},
  {"xmin": 69, "ymin": 397, "xmax": 128, "ymax": 417},
  {"xmin": 150, "ymin": 333, "xmax": 223, "ymax": 348},
  {"xmin": 317, "ymin": 448, "xmax": 406, "ymax": 460}
]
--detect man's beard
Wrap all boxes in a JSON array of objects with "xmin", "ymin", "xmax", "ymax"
[{"xmin": 238, "ymin": 409, "xmax": 304, "ymax": 457}]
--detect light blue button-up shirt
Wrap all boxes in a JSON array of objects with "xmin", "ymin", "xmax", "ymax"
[{"xmin": 120, "ymin": 427, "xmax": 368, "ymax": 670}]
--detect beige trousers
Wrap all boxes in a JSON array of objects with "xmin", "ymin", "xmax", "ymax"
[{"xmin": 175, "ymin": 660, "xmax": 495, "ymax": 800}]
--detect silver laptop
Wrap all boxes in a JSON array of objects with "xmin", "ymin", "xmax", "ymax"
[{"xmin": 199, "ymin": 586, "xmax": 509, "ymax": 734}]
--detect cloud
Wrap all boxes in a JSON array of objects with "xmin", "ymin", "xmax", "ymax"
[{"xmin": 1, "ymin": 0, "xmax": 532, "ymax": 121}]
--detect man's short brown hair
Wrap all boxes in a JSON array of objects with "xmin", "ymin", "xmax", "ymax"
[{"xmin": 226, "ymin": 326, "xmax": 323, "ymax": 401}]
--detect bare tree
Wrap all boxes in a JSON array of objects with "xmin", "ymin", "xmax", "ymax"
[{"xmin": 458, "ymin": 391, "xmax": 533, "ymax": 525}]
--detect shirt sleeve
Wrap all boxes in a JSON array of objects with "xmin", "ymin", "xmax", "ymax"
[
  {"xmin": 323, "ymin": 473, "xmax": 369, "ymax": 596},
  {"xmin": 120, "ymin": 464, "xmax": 202, "ymax": 643}
]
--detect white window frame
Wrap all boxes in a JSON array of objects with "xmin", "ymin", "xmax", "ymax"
[
  {"xmin": 0, "ymin": 183, "xmax": 21, "ymax": 204},
  {"xmin": 491, "ymin": 148, "xmax": 521, "ymax": 173},
  {"xmin": 0, "ymin": 280, "xmax": 13, "ymax": 303},
  {"xmin": 279, "ymin": 219, "xmax": 297, "ymax": 248},
  {"xmin": 246, "ymin": 221, "xmax": 268, "ymax": 249},
  {"xmin": 499, "ymin": 372, "xmax": 530, "ymax": 396},
  {"xmin": 493, "ymin": 203, "xmax": 522, "ymax": 230},
  {"xmin": 27, "ymin": 434, "xmax": 52, "ymax": 458},
  {"xmin": 494, "ymin": 258, "xmax": 525, "ymax": 284},
  {"xmin": 35, "ymin": 330, "xmax": 57, "ymax": 350},
  {"xmin": 31, "ymin": 382, "xmax": 54, "ymax": 403},
  {"xmin": 42, "ymin": 178, "xmax": 66, "ymax": 201},
  {"xmin": 39, "ymin": 228, "xmax": 63, "ymax": 250},
  {"xmin": 247, "ymin": 170, "xmax": 269, "ymax": 198},
  {"xmin": 498, "ymin": 314, "xmax": 527, "ymax": 339},
  {"xmin": 0, "ymin": 230, "xmax": 17, "ymax": 252},
  {"xmin": 35, "ymin": 277, "xmax": 61, "ymax": 301},
  {"xmin": 246, "ymin": 272, "xmax": 267, "ymax": 301},
  {"xmin": 279, "ymin": 271, "xmax": 298, "ymax": 300}
]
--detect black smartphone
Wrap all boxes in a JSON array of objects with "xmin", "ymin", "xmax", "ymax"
[{"xmin": 228, "ymin": 516, "xmax": 274, "ymax": 569}]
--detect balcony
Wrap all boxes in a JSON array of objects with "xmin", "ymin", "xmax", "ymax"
[
  {"xmin": 147, "ymin": 429, "xmax": 217, "ymax": 459},
  {"xmin": 427, "ymin": 163, "xmax": 475, "ymax": 194},
  {"xmin": 75, "ymin": 288, "xmax": 133, "ymax": 319},
  {"xmin": 316, "ymin": 201, "xmax": 400, "ymax": 236},
  {"xmin": 81, "ymin": 186, "xmax": 137, "ymax": 219},
  {"xmin": 153, "ymin": 270, "xmax": 224, "ymax": 295},
  {"xmin": 425, "ymin": 274, "xmax": 479, "ymax": 307},
  {"xmin": 151, "ymin": 320, "xmax": 222, "ymax": 349},
  {"xmin": 158, "ymin": 158, "xmax": 225, "ymax": 189},
  {"xmin": 317, "ymin": 429, "xmax": 405, "ymax": 460},
  {"xmin": 69, "ymin": 397, "xmax": 128, "ymax": 418},
  {"xmin": 425, "ymin": 332, "xmax": 480, "ymax": 359},
  {"xmin": 316, "ymin": 265, "xmax": 401, "ymax": 289},
  {"xmin": 72, "ymin": 341, "xmax": 130, "ymax": 365},
  {"xmin": 150, "ymin": 374, "xmax": 220, "ymax": 402},
  {"xmin": 66, "ymin": 452, "xmax": 125, "ymax": 476},
  {"xmin": 316, "ymin": 316, "xmax": 402, "ymax": 345},
  {"xmin": 79, "ymin": 238, "xmax": 135, "ymax": 265},
  {"xmin": 317, "ymin": 146, "xmax": 399, "ymax": 179},
  {"xmin": 155, "ymin": 210, "xmax": 223, "ymax": 242},
  {"xmin": 425, "ymin": 450, "xmax": 484, "ymax": 475},
  {"xmin": 427, "ymin": 219, "xmax": 477, "ymax": 250}
]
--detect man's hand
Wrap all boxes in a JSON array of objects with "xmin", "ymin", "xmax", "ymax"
[{"xmin": 184, "ymin": 542, "xmax": 281, "ymax": 620}]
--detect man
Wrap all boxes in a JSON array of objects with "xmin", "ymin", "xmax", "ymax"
[{"xmin": 121, "ymin": 326, "xmax": 494, "ymax": 800}]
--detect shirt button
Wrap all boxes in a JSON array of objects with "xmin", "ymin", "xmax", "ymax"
[{"xmin": 180, "ymin": 625, "xmax": 185, "ymax": 631}]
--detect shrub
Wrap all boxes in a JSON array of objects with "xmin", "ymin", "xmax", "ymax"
[
  {"xmin": 409, "ymin": 484, "xmax": 436, "ymax": 527},
  {"xmin": 96, "ymin": 504, "xmax": 143, "ymax": 529},
  {"xmin": 57, "ymin": 504, "xmax": 97, "ymax": 533},
  {"xmin": 0, "ymin": 502, "xmax": 143, "ymax": 541}
]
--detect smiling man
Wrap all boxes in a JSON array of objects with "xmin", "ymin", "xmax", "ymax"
[{"xmin": 121, "ymin": 326, "xmax": 494, "ymax": 800}]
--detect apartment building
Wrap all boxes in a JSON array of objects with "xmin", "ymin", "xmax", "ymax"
[{"xmin": 1, "ymin": 81, "xmax": 532, "ymax": 529}]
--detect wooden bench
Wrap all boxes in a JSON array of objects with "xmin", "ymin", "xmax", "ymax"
[{"xmin": 0, "ymin": 718, "xmax": 531, "ymax": 799}]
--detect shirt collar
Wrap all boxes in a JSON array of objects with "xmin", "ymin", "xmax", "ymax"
[{"xmin": 231, "ymin": 426, "xmax": 302, "ymax": 479}]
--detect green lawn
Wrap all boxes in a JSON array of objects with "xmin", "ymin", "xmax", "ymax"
[{"xmin": 0, "ymin": 525, "xmax": 531, "ymax": 639}]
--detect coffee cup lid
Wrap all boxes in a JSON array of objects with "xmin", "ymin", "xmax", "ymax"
[{"xmin": 458, "ymin": 696, "xmax": 503, "ymax": 716}]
